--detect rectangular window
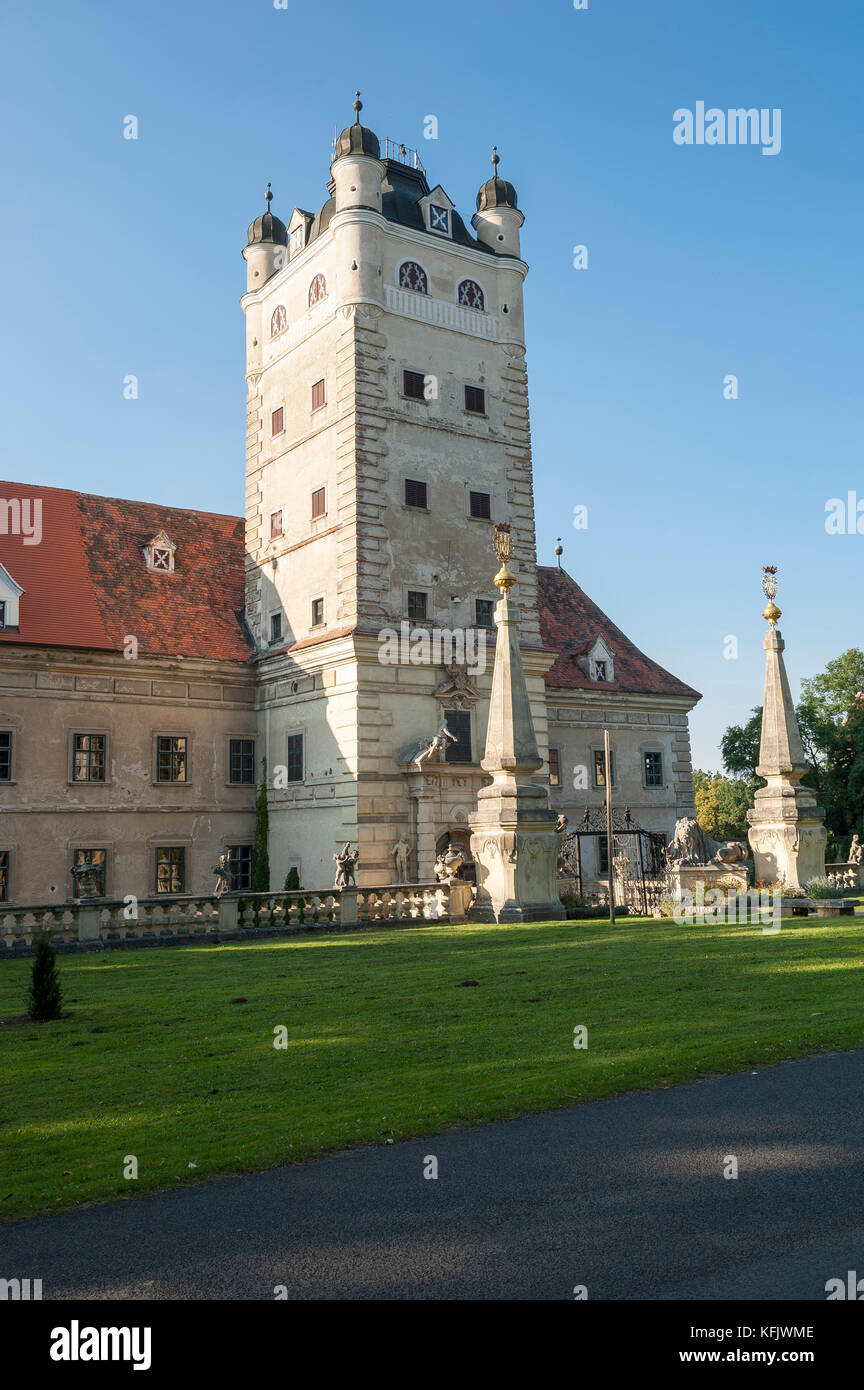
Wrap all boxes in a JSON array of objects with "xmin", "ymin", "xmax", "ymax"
[
  {"xmin": 311, "ymin": 487, "xmax": 326, "ymax": 519},
  {"xmin": 73, "ymin": 733, "xmax": 106, "ymax": 783},
  {"xmin": 229, "ymin": 738, "xmax": 255, "ymax": 786},
  {"xmin": 475, "ymin": 598, "xmax": 494, "ymax": 628},
  {"xmin": 271, "ymin": 407, "xmax": 284, "ymax": 436},
  {"xmin": 227, "ymin": 845, "xmax": 253, "ymax": 892},
  {"xmin": 311, "ymin": 379, "xmax": 326, "ymax": 411},
  {"xmin": 155, "ymin": 846, "xmax": 186, "ymax": 895},
  {"xmin": 549, "ymin": 748, "xmax": 561, "ymax": 788},
  {"xmin": 286, "ymin": 732, "xmax": 304, "ymax": 784},
  {"xmin": 403, "ymin": 369, "xmax": 426, "ymax": 400},
  {"xmin": 0, "ymin": 601, "xmax": 6, "ymax": 629},
  {"xmin": 270, "ymin": 510, "xmax": 283, "ymax": 539},
  {"xmin": 0, "ymin": 731, "xmax": 11, "ymax": 781},
  {"xmin": 72, "ymin": 848, "xmax": 106, "ymax": 900},
  {"xmin": 469, "ymin": 490, "xmax": 491, "ymax": 520},
  {"xmin": 407, "ymin": 591, "xmax": 428, "ymax": 623},
  {"xmin": 465, "ymin": 385, "xmax": 486, "ymax": 415},
  {"xmin": 311, "ymin": 597, "xmax": 324, "ymax": 627},
  {"xmin": 404, "ymin": 478, "xmax": 428, "ymax": 509},
  {"xmin": 444, "ymin": 709, "xmax": 472, "ymax": 764},
  {"xmin": 644, "ymin": 751, "xmax": 664, "ymax": 788},
  {"xmin": 270, "ymin": 613, "xmax": 282, "ymax": 644},
  {"xmin": 156, "ymin": 736, "xmax": 187, "ymax": 783},
  {"xmin": 594, "ymin": 748, "xmax": 615, "ymax": 788},
  {"xmin": 0, "ymin": 849, "xmax": 8, "ymax": 902},
  {"xmin": 595, "ymin": 659, "xmax": 608, "ymax": 682}
]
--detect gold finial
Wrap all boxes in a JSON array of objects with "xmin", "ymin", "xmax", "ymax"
[
  {"xmin": 493, "ymin": 522, "xmax": 515, "ymax": 593},
  {"xmin": 761, "ymin": 565, "xmax": 781, "ymax": 628}
]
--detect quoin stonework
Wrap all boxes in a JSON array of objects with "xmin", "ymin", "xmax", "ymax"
[{"xmin": 0, "ymin": 99, "xmax": 700, "ymax": 903}]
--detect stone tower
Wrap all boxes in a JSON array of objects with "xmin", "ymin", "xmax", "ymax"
[{"xmin": 240, "ymin": 98, "xmax": 553, "ymax": 887}]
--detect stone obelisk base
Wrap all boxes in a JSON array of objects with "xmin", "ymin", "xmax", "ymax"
[
  {"xmin": 747, "ymin": 778, "xmax": 827, "ymax": 892},
  {"xmin": 469, "ymin": 780, "xmax": 565, "ymax": 923}
]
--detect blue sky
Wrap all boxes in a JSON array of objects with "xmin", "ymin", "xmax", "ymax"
[{"xmin": 1, "ymin": 0, "xmax": 861, "ymax": 770}]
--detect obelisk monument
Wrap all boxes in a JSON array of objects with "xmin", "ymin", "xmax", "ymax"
[
  {"xmin": 746, "ymin": 566, "xmax": 827, "ymax": 890},
  {"xmin": 469, "ymin": 523, "xmax": 565, "ymax": 922}
]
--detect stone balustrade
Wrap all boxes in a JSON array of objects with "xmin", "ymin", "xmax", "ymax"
[
  {"xmin": 826, "ymin": 862, "xmax": 861, "ymax": 892},
  {"xmin": 0, "ymin": 883, "xmax": 454, "ymax": 953}
]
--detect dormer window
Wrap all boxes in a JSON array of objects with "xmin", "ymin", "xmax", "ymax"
[
  {"xmin": 144, "ymin": 531, "xmax": 176, "ymax": 575},
  {"xmin": 595, "ymin": 660, "xmax": 608, "ymax": 682},
  {"xmin": 584, "ymin": 636, "xmax": 615, "ymax": 684},
  {"xmin": 0, "ymin": 561, "xmax": 24, "ymax": 629},
  {"xmin": 289, "ymin": 227, "xmax": 304, "ymax": 259},
  {"xmin": 429, "ymin": 204, "xmax": 449, "ymax": 234}
]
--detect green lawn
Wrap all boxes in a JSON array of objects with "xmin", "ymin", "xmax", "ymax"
[{"xmin": 2, "ymin": 914, "xmax": 863, "ymax": 1222}]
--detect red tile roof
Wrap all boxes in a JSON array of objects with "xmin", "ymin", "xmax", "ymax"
[
  {"xmin": 0, "ymin": 482, "xmax": 250, "ymax": 662},
  {"xmin": 0, "ymin": 482, "xmax": 699, "ymax": 700},
  {"xmin": 537, "ymin": 565, "xmax": 700, "ymax": 701}
]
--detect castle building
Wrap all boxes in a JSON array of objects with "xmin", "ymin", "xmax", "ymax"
[{"xmin": 0, "ymin": 101, "xmax": 700, "ymax": 905}]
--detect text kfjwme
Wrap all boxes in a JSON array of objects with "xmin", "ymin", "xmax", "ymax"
[{"xmin": 673, "ymin": 104, "xmax": 782, "ymax": 157}]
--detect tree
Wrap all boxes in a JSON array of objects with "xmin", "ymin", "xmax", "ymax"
[
  {"xmin": 283, "ymin": 867, "xmax": 300, "ymax": 891},
  {"xmin": 28, "ymin": 932, "xmax": 62, "ymax": 1021},
  {"xmin": 694, "ymin": 770, "xmax": 756, "ymax": 839},
  {"xmin": 799, "ymin": 648, "xmax": 864, "ymax": 726},
  {"xmin": 251, "ymin": 758, "xmax": 270, "ymax": 892},
  {"xmin": 720, "ymin": 708, "xmax": 763, "ymax": 781}
]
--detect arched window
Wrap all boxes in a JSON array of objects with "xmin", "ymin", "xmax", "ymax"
[
  {"xmin": 398, "ymin": 261, "xmax": 428, "ymax": 294},
  {"xmin": 308, "ymin": 273, "xmax": 327, "ymax": 308},
  {"xmin": 270, "ymin": 305, "xmax": 287, "ymax": 337},
  {"xmin": 458, "ymin": 279, "xmax": 485, "ymax": 311}
]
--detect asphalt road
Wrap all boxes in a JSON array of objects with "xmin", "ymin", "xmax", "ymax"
[{"xmin": 4, "ymin": 1049, "xmax": 864, "ymax": 1300}]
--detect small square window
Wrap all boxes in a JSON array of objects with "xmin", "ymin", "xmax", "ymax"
[
  {"xmin": 465, "ymin": 385, "xmax": 486, "ymax": 415},
  {"xmin": 272, "ymin": 407, "xmax": 284, "ymax": 436},
  {"xmin": 644, "ymin": 751, "xmax": 664, "ymax": 788},
  {"xmin": 403, "ymin": 369, "xmax": 426, "ymax": 400},
  {"xmin": 270, "ymin": 510, "xmax": 283, "ymax": 540},
  {"xmin": 229, "ymin": 738, "xmax": 255, "ymax": 786},
  {"xmin": 311, "ymin": 487, "xmax": 326, "ymax": 520},
  {"xmin": 407, "ymin": 591, "xmax": 428, "ymax": 623},
  {"xmin": 594, "ymin": 749, "xmax": 614, "ymax": 788},
  {"xmin": 151, "ymin": 548, "xmax": 171, "ymax": 571},
  {"xmin": 0, "ymin": 731, "xmax": 12, "ymax": 781},
  {"xmin": 404, "ymin": 478, "xmax": 428, "ymax": 509},
  {"xmin": 549, "ymin": 748, "xmax": 561, "ymax": 788},
  {"xmin": 270, "ymin": 613, "xmax": 283, "ymax": 645},
  {"xmin": 429, "ymin": 204, "xmax": 450, "ymax": 233},
  {"xmin": 156, "ymin": 736, "xmax": 187, "ymax": 783},
  {"xmin": 595, "ymin": 659, "xmax": 608, "ymax": 682},
  {"xmin": 475, "ymin": 598, "xmax": 495, "ymax": 628},
  {"xmin": 311, "ymin": 597, "xmax": 325, "ymax": 627},
  {"xmin": 156, "ymin": 846, "xmax": 186, "ymax": 895},
  {"xmin": 73, "ymin": 733, "xmax": 106, "ymax": 783},
  {"xmin": 286, "ymin": 732, "xmax": 304, "ymax": 783},
  {"xmin": 469, "ymin": 490, "xmax": 491, "ymax": 520},
  {"xmin": 311, "ymin": 379, "xmax": 326, "ymax": 411}
]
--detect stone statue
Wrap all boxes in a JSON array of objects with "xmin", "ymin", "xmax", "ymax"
[
  {"xmin": 666, "ymin": 817, "xmax": 750, "ymax": 869},
  {"xmin": 212, "ymin": 851, "xmax": 232, "ymax": 899},
  {"xmin": 333, "ymin": 842, "xmax": 359, "ymax": 890},
  {"xmin": 413, "ymin": 718, "xmax": 459, "ymax": 769},
  {"xmin": 849, "ymin": 834, "xmax": 862, "ymax": 865},
  {"xmin": 392, "ymin": 835, "xmax": 410, "ymax": 882},
  {"xmin": 433, "ymin": 843, "xmax": 465, "ymax": 884}
]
